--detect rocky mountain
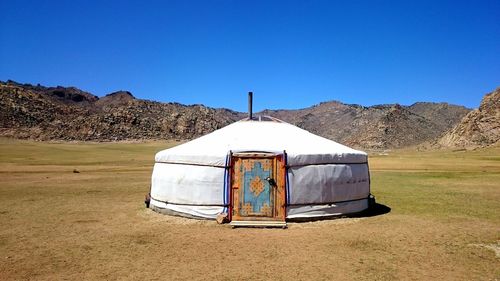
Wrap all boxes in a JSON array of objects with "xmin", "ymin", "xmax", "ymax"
[
  {"xmin": 438, "ymin": 88, "xmax": 499, "ymax": 148},
  {"xmin": 0, "ymin": 80, "xmax": 476, "ymax": 149},
  {"xmin": 407, "ymin": 102, "xmax": 472, "ymax": 130},
  {"xmin": 260, "ymin": 101, "xmax": 469, "ymax": 149},
  {"xmin": 0, "ymin": 80, "xmax": 242, "ymax": 141}
]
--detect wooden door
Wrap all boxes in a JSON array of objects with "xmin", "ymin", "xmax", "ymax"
[{"xmin": 230, "ymin": 153, "xmax": 286, "ymax": 222}]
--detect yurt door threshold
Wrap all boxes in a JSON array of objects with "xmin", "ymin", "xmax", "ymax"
[{"xmin": 229, "ymin": 152, "xmax": 287, "ymax": 228}]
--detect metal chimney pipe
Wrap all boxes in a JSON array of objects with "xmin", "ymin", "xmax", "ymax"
[{"xmin": 248, "ymin": 92, "xmax": 253, "ymax": 120}]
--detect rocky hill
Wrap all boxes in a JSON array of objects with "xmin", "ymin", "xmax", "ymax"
[
  {"xmin": 260, "ymin": 101, "xmax": 469, "ymax": 149},
  {"xmin": 0, "ymin": 81, "xmax": 242, "ymax": 141},
  {"xmin": 0, "ymin": 80, "xmax": 475, "ymax": 149},
  {"xmin": 438, "ymin": 88, "xmax": 499, "ymax": 148}
]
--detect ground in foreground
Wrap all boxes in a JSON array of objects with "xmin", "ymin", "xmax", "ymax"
[{"xmin": 0, "ymin": 139, "xmax": 499, "ymax": 280}]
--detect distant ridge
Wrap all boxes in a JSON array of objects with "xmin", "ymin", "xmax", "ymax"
[
  {"xmin": 0, "ymin": 80, "xmax": 483, "ymax": 149},
  {"xmin": 0, "ymin": 80, "xmax": 242, "ymax": 141},
  {"xmin": 96, "ymin": 91, "xmax": 135, "ymax": 108},
  {"xmin": 259, "ymin": 101, "xmax": 470, "ymax": 149}
]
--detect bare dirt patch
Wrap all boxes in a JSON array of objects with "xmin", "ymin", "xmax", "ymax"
[{"xmin": 470, "ymin": 242, "xmax": 500, "ymax": 259}]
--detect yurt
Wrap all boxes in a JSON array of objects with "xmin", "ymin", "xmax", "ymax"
[{"xmin": 149, "ymin": 95, "xmax": 371, "ymax": 226}]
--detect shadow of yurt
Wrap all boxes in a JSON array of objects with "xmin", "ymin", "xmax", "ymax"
[{"xmin": 285, "ymin": 198, "xmax": 391, "ymax": 223}]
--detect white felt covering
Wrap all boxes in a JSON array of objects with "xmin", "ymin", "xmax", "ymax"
[{"xmin": 150, "ymin": 119, "xmax": 370, "ymax": 219}]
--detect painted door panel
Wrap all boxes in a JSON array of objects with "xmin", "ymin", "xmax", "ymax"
[
  {"xmin": 230, "ymin": 154, "xmax": 286, "ymax": 222},
  {"xmin": 240, "ymin": 159, "xmax": 273, "ymax": 217}
]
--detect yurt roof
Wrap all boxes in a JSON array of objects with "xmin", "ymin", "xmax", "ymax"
[{"xmin": 155, "ymin": 117, "xmax": 367, "ymax": 167}]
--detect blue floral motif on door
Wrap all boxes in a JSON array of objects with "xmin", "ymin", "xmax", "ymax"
[{"xmin": 240, "ymin": 160, "xmax": 273, "ymax": 216}]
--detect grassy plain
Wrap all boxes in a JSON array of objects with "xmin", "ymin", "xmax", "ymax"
[{"xmin": 0, "ymin": 138, "xmax": 499, "ymax": 280}]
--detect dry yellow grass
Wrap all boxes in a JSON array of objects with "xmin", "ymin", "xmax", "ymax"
[{"xmin": 0, "ymin": 139, "xmax": 499, "ymax": 280}]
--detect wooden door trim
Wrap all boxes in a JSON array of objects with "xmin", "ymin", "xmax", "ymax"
[{"xmin": 229, "ymin": 153, "xmax": 286, "ymax": 222}]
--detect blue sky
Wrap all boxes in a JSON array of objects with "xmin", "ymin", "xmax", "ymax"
[{"xmin": 1, "ymin": 0, "xmax": 499, "ymax": 111}]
